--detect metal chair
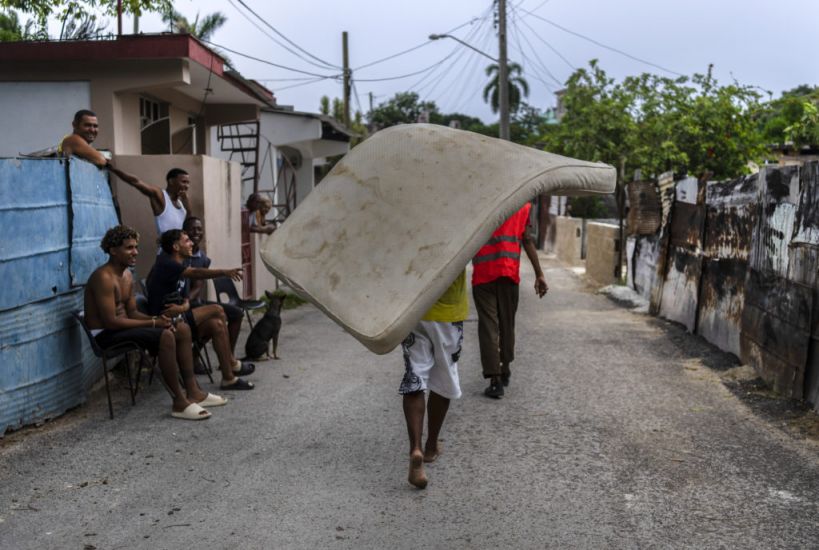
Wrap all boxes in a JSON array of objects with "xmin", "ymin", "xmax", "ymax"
[
  {"xmin": 72, "ymin": 310, "xmax": 155, "ymax": 419},
  {"xmin": 212, "ymin": 276, "xmax": 266, "ymax": 329}
]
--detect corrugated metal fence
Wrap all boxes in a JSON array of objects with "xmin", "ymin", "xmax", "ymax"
[
  {"xmin": 628, "ymin": 162, "xmax": 819, "ymax": 408},
  {"xmin": 0, "ymin": 158, "xmax": 118, "ymax": 434}
]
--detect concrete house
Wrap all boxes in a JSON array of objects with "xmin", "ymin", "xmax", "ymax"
[{"xmin": 0, "ymin": 33, "xmax": 353, "ymax": 297}]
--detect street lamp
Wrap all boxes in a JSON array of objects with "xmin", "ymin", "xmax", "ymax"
[{"xmin": 429, "ymin": 30, "xmax": 510, "ymax": 141}]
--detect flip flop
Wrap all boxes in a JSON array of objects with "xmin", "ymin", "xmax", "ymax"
[
  {"xmin": 220, "ymin": 378, "xmax": 255, "ymax": 391},
  {"xmin": 232, "ymin": 361, "xmax": 256, "ymax": 376},
  {"xmin": 197, "ymin": 393, "xmax": 228, "ymax": 407},
  {"xmin": 170, "ymin": 403, "xmax": 211, "ymax": 420}
]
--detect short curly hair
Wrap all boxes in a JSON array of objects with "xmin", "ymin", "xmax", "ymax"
[{"xmin": 100, "ymin": 225, "xmax": 139, "ymax": 254}]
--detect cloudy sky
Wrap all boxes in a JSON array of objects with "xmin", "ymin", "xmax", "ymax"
[{"xmin": 131, "ymin": 0, "xmax": 818, "ymax": 122}]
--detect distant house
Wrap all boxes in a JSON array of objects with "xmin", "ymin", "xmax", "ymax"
[{"xmin": 0, "ymin": 33, "xmax": 351, "ymax": 297}]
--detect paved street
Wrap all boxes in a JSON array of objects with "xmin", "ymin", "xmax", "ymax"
[{"xmin": 2, "ymin": 255, "xmax": 819, "ymax": 549}]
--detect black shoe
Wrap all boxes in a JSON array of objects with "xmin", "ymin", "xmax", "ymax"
[
  {"xmin": 484, "ymin": 380, "xmax": 504, "ymax": 399},
  {"xmin": 501, "ymin": 373, "xmax": 510, "ymax": 387}
]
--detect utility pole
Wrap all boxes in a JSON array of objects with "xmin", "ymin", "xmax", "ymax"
[
  {"xmin": 342, "ymin": 31, "xmax": 351, "ymax": 128},
  {"xmin": 497, "ymin": 0, "xmax": 510, "ymax": 140},
  {"xmin": 368, "ymin": 92, "xmax": 374, "ymax": 114}
]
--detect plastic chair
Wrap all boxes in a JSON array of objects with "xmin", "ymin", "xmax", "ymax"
[
  {"xmin": 134, "ymin": 293, "xmax": 214, "ymax": 384},
  {"xmin": 72, "ymin": 311, "xmax": 155, "ymax": 419},
  {"xmin": 212, "ymin": 277, "xmax": 266, "ymax": 329}
]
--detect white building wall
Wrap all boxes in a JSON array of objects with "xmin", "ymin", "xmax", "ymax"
[{"xmin": 0, "ymin": 81, "xmax": 91, "ymax": 156}]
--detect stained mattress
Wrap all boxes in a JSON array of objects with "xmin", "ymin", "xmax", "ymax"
[{"xmin": 261, "ymin": 124, "xmax": 615, "ymax": 354}]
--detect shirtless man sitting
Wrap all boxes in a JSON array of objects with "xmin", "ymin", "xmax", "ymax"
[
  {"xmin": 60, "ymin": 109, "xmax": 108, "ymax": 168},
  {"xmin": 84, "ymin": 225, "xmax": 228, "ymax": 420}
]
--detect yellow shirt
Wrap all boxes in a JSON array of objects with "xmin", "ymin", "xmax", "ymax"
[{"xmin": 422, "ymin": 270, "xmax": 468, "ymax": 322}]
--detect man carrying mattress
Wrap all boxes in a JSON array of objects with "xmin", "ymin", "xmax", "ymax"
[
  {"xmin": 473, "ymin": 203, "xmax": 548, "ymax": 399},
  {"xmin": 399, "ymin": 270, "xmax": 468, "ymax": 489}
]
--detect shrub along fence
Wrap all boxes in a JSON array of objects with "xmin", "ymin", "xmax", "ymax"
[{"xmin": 627, "ymin": 161, "xmax": 819, "ymax": 410}]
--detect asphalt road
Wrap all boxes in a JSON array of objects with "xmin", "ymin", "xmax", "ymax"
[{"xmin": 2, "ymin": 256, "xmax": 819, "ymax": 549}]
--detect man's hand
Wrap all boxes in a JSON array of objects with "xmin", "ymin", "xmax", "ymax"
[
  {"xmin": 223, "ymin": 268, "xmax": 243, "ymax": 281},
  {"xmin": 154, "ymin": 315, "xmax": 173, "ymax": 329},
  {"xmin": 534, "ymin": 275, "xmax": 549, "ymax": 298},
  {"xmin": 161, "ymin": 299, "xmax": 189, "ymax": 317}
]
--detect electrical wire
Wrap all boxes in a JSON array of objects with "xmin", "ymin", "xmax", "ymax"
[
  {"xmin": 510, "ymin": 10, "xmax": 562, "ymax": 86},
  {"xmin": 519, "ymin": 8, "xmax": 684, "ymax": 76},
  {"xmin": 353, "ymin": 10, "xmax": 489, "ymax": 71},
  {"xmin": 233, "ymin": 0, "xmax": 341, "ymax": 70},
  {"xmin": 227, "ymin": 0, "xmax": 341, "ymax": 72},
  {"xmin": 514, "ymin": 8, "xmax": 575, "ymax": 71},
  {"xmin": 200, "ymin": 40, "xmax": 341, "ymax": 78},
  {"xmin": 271, "ymin": 75, "xmax": 340, "ymax": 92},
  {"xmin": 351, "ymin": 79, "xmax": 364, "ymax": 116}
]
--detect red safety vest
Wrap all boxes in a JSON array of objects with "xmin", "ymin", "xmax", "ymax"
[{"xmin": 472, "ymin": 203, "xmax": 531, "ymax": 286}]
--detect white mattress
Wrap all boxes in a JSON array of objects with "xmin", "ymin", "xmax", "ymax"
[{"xmin": 261, "ymin": 124, "xmax": 615, "ymax": 354}]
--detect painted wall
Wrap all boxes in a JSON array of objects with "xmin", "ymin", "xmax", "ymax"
[
  {"xmin": 112, "ymin": 155, "xmax": 243, "ymax": 290},
  {"xmin": 555, "ymin": 216, "xmax": 584, "ymax": 266},
  {"xmin": 0, "ymin": 158, "xmax": 117, "ymax": 435},
  {"xmin": 585, "ymin": 222, "xmax": 620, "ymax": 286},
  {"xmin": 0, "ymin": 81, "xmax": 91, "ymax": 156}
]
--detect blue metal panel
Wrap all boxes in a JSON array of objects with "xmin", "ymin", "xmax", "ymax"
[
  {"xmin": 0, "ymin": 158, "xmax": 70, "ymax": 310},
  {"xmin": 68, "ymin": 159, "xmax": 119, "ymax": 286},
  {"xmin": 0, "ymin": 289, "xmax": 101, "ymax": 434}
]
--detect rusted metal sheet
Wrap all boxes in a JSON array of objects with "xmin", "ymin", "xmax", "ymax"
[
  {"xmin": 649, "ymin": 174, "xmax": 692, "ymax": 315},
  {"xmin": 790, "ymin": 162, "xmax": 819, "ymax": 409},
  {"xmin": 749, "ymin": 166, "xmax": 799, "ymax": 277},
  {"xmin": 659, "ymin": 246, "xmax": 703, "ymax": 332},
  {"xmin": 627, "ymin": 234, "xmax": 660, "ymax": 301},
  {"xmin": 741, "ymin": 268, "xmax": 812, "ymax": 398},
  {"xmin": 696, "ymin": 176, "xmax": 759, "ymax": 356},
  {"xmin": 68, "ymin": 159, "xmax": 119, "ymax": 286},
  {"xmin": 0, "ymin": 158, "xmax": 70, "ymax": 310},
  {"xmin": 659, "ymin": 177, "xmax": 705, "ymax": 332},
  {"xmin": 627, "ymin": 181, "xmax": 661, "ymax": 235}
]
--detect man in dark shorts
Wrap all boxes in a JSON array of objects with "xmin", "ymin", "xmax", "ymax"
[
  {"xmin": 84, "ymin": 225, "xmax": 227, "ymax": 420},
  {"xmin": 182, "ymin": 217, "xmax": 243, "ymax": 355},
  {"xmin": 147, "ymin": 229, "xmax": 255, "ymax": 390}
]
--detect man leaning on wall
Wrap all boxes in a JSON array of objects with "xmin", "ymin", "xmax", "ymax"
[{"xmin": 59, "ymin": 109, "xmax": 109, "ymax": 169}]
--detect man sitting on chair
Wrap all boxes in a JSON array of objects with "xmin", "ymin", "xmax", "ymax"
[
  {"xmin": 182, "ymin": 216, "xmax": 244, "ymax": 357},
  {"xmin": 84, "ymin": 225, "xmax": 227, "ymax": 420},
  {"xmin": 147, "ymin": 229, "xmax": 255, "ymax": 391}
]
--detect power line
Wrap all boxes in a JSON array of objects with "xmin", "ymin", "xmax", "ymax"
[
  {"xmin": 272, "ymin": 76, "xmax": 337, "ymax": 92},
  {"xmin": 353, "ymin": 11, "xmax": 490, "ymax": 71},
  {"xmin": 509, "ymin": 9, "xmax": 562, "ymax": 86},
  {"xmin": 227, "ymin": 0, "xmax": 342, "ymax": 72},
  {"xmin": 519, "ymin": 8, "xmax": 684, "ymax": 76},
  {"xmin": 201, "ymin": 40, "xmax": 341, "ymax": 78},
  {"xmin": 514, "ymin": 8, "xmax": 576, "ymax": 72},
  {"xmin": 351, "ymin": 79, "xmax": 364, "ymax": 115},
  {"xmin": 233, "ymin": 0, "xmax": 341, "ymax": 70}
]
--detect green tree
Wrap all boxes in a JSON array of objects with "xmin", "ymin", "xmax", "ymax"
[
  {"xmin": 368, "ymin": 92, "xmax": 439, "ymax": 129},
  {"xmin": 482, "ymin": 62, "xmax": 529, "ymax": 114},
  {"xmin": 543, "ymin": 60, "xmax": 766, "ymax": 180},
  {"xmin": 757, "ymin": 85, "xmax": 819, "ymax": 147},
  {"xmin": 0, "ymin": 9, "xmax": 44, "ymax": 40},
  {"xmin": 0, "ymin": 0, "xmax": 170, "ymax": 29},
  {"xmin": 784, "ymin": 102, "xmax": 819, "ymax": 148}
]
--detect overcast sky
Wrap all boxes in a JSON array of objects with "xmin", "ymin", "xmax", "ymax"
[{"xmin": 131, "ymin": 0, "xmax": 818, "ymax": 123}]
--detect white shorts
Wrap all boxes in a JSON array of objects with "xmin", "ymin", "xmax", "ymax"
[{"xmin": 398, "ymin": 320, "xmax": 464, "ymax": 400}]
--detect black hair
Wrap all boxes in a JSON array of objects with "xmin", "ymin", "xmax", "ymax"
[
  {"xmin": 73, "ymin": 109, "xmax": 97, "ymax": 124},
  {"xmin": 100, "ymin": 225, "xmax": 139, "ymax": 253},
  {"xmin": 183, "ymin": 216, "xmax": 202, "ymax": 231},
  {"xmin": 166, "ymin": 168, "xmax": 189, "ymax": 183},
  {"xmin": 160, "ymin": 229, "xmax": 185, "ymax": 254}
]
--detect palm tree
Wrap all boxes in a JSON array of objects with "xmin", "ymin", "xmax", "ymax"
[
  {"xmin": 162, "ymin": 9, "xmax": 226, "ymax": 42},
  {"xmin": 482, "ymin": 62, "xmax": 530, "ymax": 114},
  {"xmin": 162, "ymin": 8, "xmax": 231, "ymax": 67}
]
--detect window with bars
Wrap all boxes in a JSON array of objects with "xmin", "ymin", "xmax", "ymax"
[{"xmin": 139, "ymin": 96, "xmax": 169, "ymax": 129}]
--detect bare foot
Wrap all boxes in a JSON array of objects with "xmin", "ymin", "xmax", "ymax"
[
  {"xmin": 423, "ymin": 442, "xmax": 441, "ymax": 463},
  {"xmin": 408, "ymin": 450, "xmax": 427, "ymax": 489}
]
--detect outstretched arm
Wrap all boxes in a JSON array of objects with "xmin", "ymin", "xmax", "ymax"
[
  {"xmin": 108, "ymin": 166, "xmax": 165, "ymax": 216},
  {"xmin": 61, "ymin": 135, "xmax": 107, "ymax": 168},
  {"xmin": 182, "ymin": 266, "xmax": 243, "ymax": 282},
  {"xmin": 522, "ymin": 232, "xmax": 548, "ymax": 298}
]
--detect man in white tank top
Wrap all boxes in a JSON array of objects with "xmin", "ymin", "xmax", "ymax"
[{"xmin": 109, "ymin": 166, "xmax": 191, "ymax": 237}]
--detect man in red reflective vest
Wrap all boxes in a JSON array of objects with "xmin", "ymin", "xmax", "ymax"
[{"xmin": 472, "ymin": 203, "xmax": 548, "ymax": 398}]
